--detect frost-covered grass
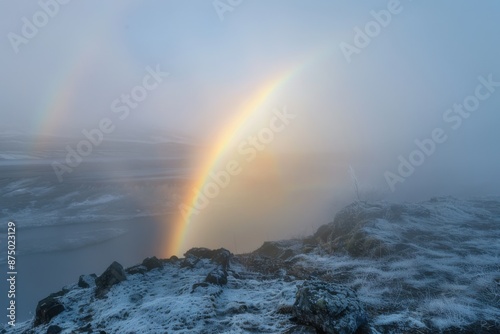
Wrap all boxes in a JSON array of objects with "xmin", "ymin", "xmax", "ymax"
[
  {"xmin": 293, "ymin": 198, "xmax": 500, "ymax": 332},
  {"xmin": 7, "ymin": 259, "xmax": 300, "ymax": 334},
  {"xmin": 5, "ymin": 197, "xmax": 500, "ymax": 333}
]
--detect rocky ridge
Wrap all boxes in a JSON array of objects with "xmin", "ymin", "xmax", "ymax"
[{"xmin": 3, "ymin": 197, "xmax": 500, "ymax": 333}]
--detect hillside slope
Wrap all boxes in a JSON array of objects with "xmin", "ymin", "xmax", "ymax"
[{"xmin": 5, "ymin": 197, "xmax": 500, "ymax": 333}]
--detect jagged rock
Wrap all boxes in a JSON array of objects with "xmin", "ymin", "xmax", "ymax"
[
  {"xmin": 313, "ymin": 202, "xmax": 393, "ymax": 257},
  {"xmin": 184, "ymin": 247, "xmax": 232, "ymax": 269},
  {"xmin": 180, "ymin": 254, "xmax": 200, "ymax": 269},
  {"xmin": 211, "ymin": 248, "xmax": 231, "ymax": 270},
  {"xmin": 205, "ymin": 267, "xmax": 228, "ymax": 285},
  {"xmin": 185, "ymin": 247, "xmax": 216, "ymax": 258},
  {"xmin": 293, "ymin": 280, "xmax": 367, "ymax": 334},
  {"xmin": 78, "ymin": 274, "xmax": 97, "ymax": 289},
  {"xmin": 34, "ymin": 291, "xmax": 66, "ymax": 326},
  {"xmin": 142, "ymin": 256, "xmax": 163, "ymax": 271},
  {"xmin": 46, "ymin": 325, "xmax": 63, "ymax": 334},
  {"xmin": 169, "ymin": 255, "xmax": 179, "ymax": 262},
  {"xmin": 126, "ymin": 265, "xmax": 147, "ymax": 275},
  {"xmin": 95, "ymin": 261, "xmax": 126, "ymax": 298}
]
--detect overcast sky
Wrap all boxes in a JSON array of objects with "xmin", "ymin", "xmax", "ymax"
[{"xmin": 1, "ymin": 0, "xmax": 500, "ymax": 197}]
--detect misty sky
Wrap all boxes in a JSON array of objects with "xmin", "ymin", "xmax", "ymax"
[{"xmin": 1, "ymin": 0, "xmax": 500, "ymax": 197}]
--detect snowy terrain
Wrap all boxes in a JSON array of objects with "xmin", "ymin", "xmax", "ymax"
[{"xmin": 5, "ymin": 197, "xmax": 500, "ymax": 333}]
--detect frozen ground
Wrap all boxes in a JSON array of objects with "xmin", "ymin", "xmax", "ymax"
[
  {"xmin": 9, "ymin": 257, "xmax": 300, "ymax": 334},
  {"xmin": 5, "ymin": 197, "xmax": 500, "ymax": 333}
]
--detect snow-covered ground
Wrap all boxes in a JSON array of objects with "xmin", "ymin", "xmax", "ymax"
[
  {"xmin": 299, "ymin": 198, "xmax": 500, "ymax": 332},
  {"xmin": 9, "ymin": 257, "xmax": 300, "ymax": 334},
  {"xmin": 5, "ymin": 197, "xmax": 500, "ymax": 333}
]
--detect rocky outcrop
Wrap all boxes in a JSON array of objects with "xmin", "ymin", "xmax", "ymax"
[
  {"xmin": 184, "ymin": 247, "xmax": 232, "ymax": 270},
  {"xmin": 205, "ymin": 267, "xmax": 228, "ymax": 285},
  {"xmin": 182, "ymin": 248, "xmax": 233, "ymax": 289},
  {"xmin": 180, "ymin": 253, "xmax": 200, "ymax": 269},
  {"xmin": 78, "ymin": 274, "xmax": 97, "ymax": 289},
  {"xmin": 141, "ymin": 256, "xmax": 163, "ymax": 271},
  {"xmin": 34, "ymin": 291, "xmax": 67, "ymax": 326},
  {"xmin": 95, "ymin": 261, "xmax": 126, "ymax": 298},
  {"xmin": 125, "ymin": 265, "xmax": 147, "ymax": 275},
  {"xmin": 9, "ymin": 199, "xmax": 500, "ymax": 334},
  {"xmin": 253, "ymin": 240, "xmax": 302, "ymax": 260},
  {"xmin": 293, "ymin": 280, "xmax": 368, "ymax": 334},
  {"xmin": 312, "ymin": 201, "xmax": 431, "ymax": 257}
]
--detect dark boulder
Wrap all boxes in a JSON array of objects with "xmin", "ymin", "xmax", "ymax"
[
  {"xmin": 205, "ymin": 267, "xmax": 228, "ymax": 286},
  {"xmin": 211, "ymin": 248, "xmax": 231, "ymax": 270},
  {"xmin": 95, "ymin": 261, "xmax": 126, "ymax": 298},
  {"xmin": 293, "ymin": 280, "xmax": 367, "ymax": 334},
  {"xmin": 125, "ymin": 265, "xmax": 147, "ymax": 276},
  {"xmin": 185, "ymin": 247, "xmax": 216, "ymax": 259},
  {"xmin": 142, "ymin": 256, "xmax": 163, "ymax": 271},
  {"xmin": 180, "ymin": 254, "xmax": 200, "ymax": 269},
  {"xmin": 34, "ymin": 292, "xmax": 66, "ymax": 326},
  {"xmin": 184, "ymin": 247, "xmax": 232, "ymax": 270},
  {"xmin": 78, "ymin": 274, "xmax": 97, "ymax": 289}
]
